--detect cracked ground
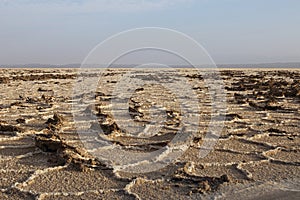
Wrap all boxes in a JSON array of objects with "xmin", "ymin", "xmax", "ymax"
[{"xmin": 0, "ymin": 68, "xmax": 299, "ymax": 200}]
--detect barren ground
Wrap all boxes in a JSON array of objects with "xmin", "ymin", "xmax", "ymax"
[{"xmin": 0, "ymin": 68, "xmax": 299, "ymax": 199}]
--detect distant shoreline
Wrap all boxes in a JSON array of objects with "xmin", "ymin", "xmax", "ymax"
[
  {"xmin": 1, "ymin": 68, "xmax": 300, "ymax": 71},
  {"xmin": 1, "ymin": 62, "xmax": 300, "ymax": 69}
]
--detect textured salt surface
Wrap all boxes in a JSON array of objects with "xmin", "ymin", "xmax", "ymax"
[{"xmin": 0, "ymin": 69, "xmax": 299, "ymax": 199}]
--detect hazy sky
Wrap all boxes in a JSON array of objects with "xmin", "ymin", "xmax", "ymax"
[{"xmin": 0, "ymin": 0, "xmax": 299, "ymax": 65}]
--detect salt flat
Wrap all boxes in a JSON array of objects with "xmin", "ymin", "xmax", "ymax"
[{"xmin": 0, "ymin": 68, "xmax": 299, "ymax": 199}]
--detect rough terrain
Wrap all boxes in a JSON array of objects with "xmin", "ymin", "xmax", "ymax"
[{"xmin": 0, "ymin": 68, "xmax": 299, "ymax": 199}]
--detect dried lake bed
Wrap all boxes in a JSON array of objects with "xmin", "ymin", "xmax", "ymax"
[{"xmin": 0, "ymin": 68, "xmax": 299, "ymax": 199}]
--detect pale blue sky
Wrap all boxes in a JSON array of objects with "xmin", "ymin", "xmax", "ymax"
[{"xmin": 0, "ymin": 0, "xmax": 299, "ymax": 65}]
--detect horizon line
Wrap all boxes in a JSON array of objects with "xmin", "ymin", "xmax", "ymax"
[{"xmin": 1, "ymin": 61, "xmax": 300, "ymax": 68}]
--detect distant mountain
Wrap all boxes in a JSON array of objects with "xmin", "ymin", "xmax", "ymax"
[{"xmin": 1, "ymin": 62, "xmax": 300, "ymax": 68}]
